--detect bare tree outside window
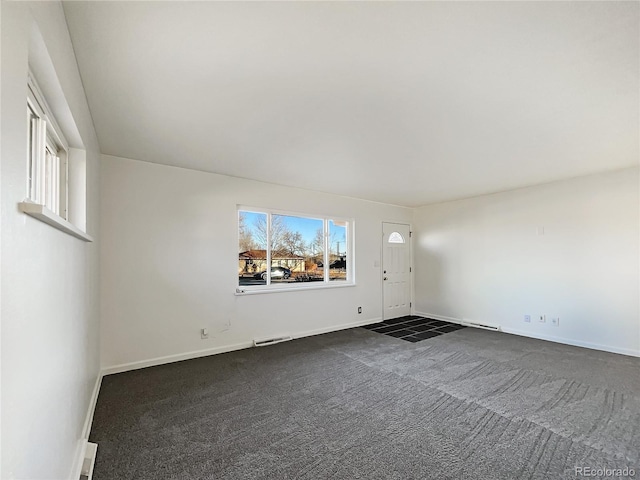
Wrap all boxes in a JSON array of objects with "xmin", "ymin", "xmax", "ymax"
[{"xmin": 238, "ymin": 212, "xmax": 257, "ymax": 252}]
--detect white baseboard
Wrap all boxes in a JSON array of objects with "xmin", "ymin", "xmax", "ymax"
[
  {"xmin": 293, "ymin": 317, "xmax": 382, "ymax": 340},
  {"xmin": 415, "ymin": 311, "xmax": 640, "ymax": 358},
  {"xmin": 101, "ymin": 341, "xmax": 255, "ymax": 376},
  {"xmin": 501, "ymin": 326, "xmax": 640, "ymax": 358},
  {"xmin": 102, "ymin": 318, "xmax": 382, "ymax": 376},
  {"xmin": 82, "ymin": 374, "xmax": 103, "ymax": 439},
  {"xmin": 70, "ymin": 373, "xmax": 103, "ymax": 480},
  {"xmin": 414, "ymin": 311, "xmax": 464, "ymax": 325}
]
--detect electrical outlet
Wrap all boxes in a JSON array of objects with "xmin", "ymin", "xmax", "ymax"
[
  {"xmin": 538, "ymin": 315, "xmax": 546, "ymax": 323},
  {"xmin": 358, "ymin": 306, "xmax": 362, "ymax": 314},
  {"xmin": 201, "ymin": 328, "xmax": 209, "ymax": 339},
  {"xmin": 524, "ymin": 315, "xmax": 531, "ymax": 323},
  {"xmin": 551, "ymin": 316, "xmax": 560, "ymax": 326}
]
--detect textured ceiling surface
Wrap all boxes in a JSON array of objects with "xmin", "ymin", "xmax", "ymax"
[{"xmin": 64, "ymin": 1, "xmax": 639, "ymax": 206}]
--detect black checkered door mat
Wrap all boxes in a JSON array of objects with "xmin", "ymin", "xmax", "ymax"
[{"xmin": 361, "ymin": 316, "xmax": 467, "ymax": 343}]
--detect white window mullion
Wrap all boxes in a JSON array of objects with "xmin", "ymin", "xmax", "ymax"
[
  {"xmin": 324, "ymin": 219, "xmax": 329, "ymax": 283},
  {"xmin": 266, "ymin": 213, "xmax": 272, "ymax": 286},
  {"xmin": 347, "ymin": 221, "xmax": 352, "ymax": 283}
]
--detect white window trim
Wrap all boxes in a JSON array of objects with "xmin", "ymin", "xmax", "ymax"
[
  {"xmin": 235, "ymin": 282, "xmax": 355, "ymax": 296},
  {"xmin": 18, "ymin": 201, "xmax": 93, "ymax": 242},
  {"xmin": 237, "ymin": 206, "xmax": 355, "ymax": 294},
  {"xmin": 22, "ymin": 71, "xmax": 91, "ymax": 241}
]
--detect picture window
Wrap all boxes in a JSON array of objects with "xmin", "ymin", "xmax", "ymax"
[{"xmin": 238, "ymin": 208, "xmax": 353, "ymax": 290}]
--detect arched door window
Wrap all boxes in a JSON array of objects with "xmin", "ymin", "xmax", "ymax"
[{"xmin": 388, "ymin": 232, "xmax": 405, "ymax": 244}]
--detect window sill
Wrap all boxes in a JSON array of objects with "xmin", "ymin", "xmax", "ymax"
[
  {"xmin": 19, "ymin": 202, "xmax": 93, "ymax": 242},
  {"xmin": 235, "ymin": 282, "xmax": 355, "ymax": 296}
]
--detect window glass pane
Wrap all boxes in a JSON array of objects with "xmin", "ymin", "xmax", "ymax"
[
  {"xmin": 271, "ymin": 214, "xmax": 323, "ymax": 284},
  {"xmin": 45, "ymin": 138, "xmax": 60, "ymax": 214},
  {"xmin": 388, "ymin": 232, "xmax": 404, "ymax": 243},
  {"xmin": 329, "ymin": 220, "xmax": 347, "ymax": 281},
  {"xmin": 239, "ymin": 211, "xmax": 267, "ymax": 285}
]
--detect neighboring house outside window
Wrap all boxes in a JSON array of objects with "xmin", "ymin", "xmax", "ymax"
[{"xmin": 239, "ymin": 250, "xmax": 306, "ymax": 274}]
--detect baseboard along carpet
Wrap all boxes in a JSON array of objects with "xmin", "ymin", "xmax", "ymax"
[
  {"xmin": 361, "ymin": 315, "xmax": 467, "ymax": 342},
  {"xmin": 90, "ymin": 327, "xmax": 640, "ymax": 479}
]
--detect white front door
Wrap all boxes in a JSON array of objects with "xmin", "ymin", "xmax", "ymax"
[{"xmin": 382, "ymin": 222, "xmax": 412, "ymax": 320}]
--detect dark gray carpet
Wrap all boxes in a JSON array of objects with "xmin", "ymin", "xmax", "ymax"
[{"xmin": 90, "ymin": 327, "xmax": 640, "ymax": 479}]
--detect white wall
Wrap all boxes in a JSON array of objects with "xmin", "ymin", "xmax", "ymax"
[
  {"xmin": 100, "ymin": 154, "xmax": 412, "ymax": 370},
  {"xmin": 1, "ymin": 2, "xmax": 101, "ymax": 479},
  {"xmin": 414, "ymin": 168, "xmax": 640, "ymax": 356}
]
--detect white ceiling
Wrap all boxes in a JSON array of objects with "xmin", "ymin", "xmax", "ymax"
[{"xmin": 63, "ymin": 1, "xmax": 639, "ymax": 207}]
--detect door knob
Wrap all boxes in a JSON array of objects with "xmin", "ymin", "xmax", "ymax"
[{"xmin": 383, "ymin": 277, "xmax": 388, "ymax": 281}]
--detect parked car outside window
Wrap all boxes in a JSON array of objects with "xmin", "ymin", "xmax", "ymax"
[{"xmin": 254, "ymin": 266, "xmax": 291, "ymax": 280}]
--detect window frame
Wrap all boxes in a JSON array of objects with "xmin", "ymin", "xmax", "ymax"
[
  {"xmin": 20, "ymin": 70, "xmax": 92, "ymax": 241},
  {"xmin": 26, "ymin": 71, "xmax": 69, "ymax": 219},
  {"xmin": 237, "ymin": 206, "xmax": 355, "ymax": 294}
]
